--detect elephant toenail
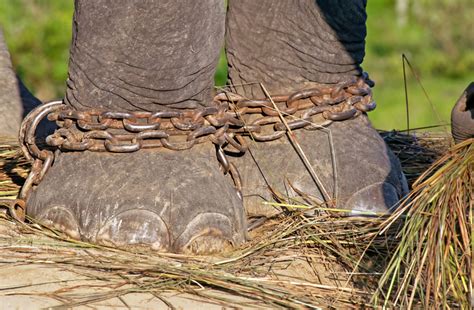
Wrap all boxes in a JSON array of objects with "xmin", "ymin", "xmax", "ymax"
[
  {"xmin": 345, "ymin": 182, "xmax": 400, "ymax": 215},
  {"xmin": 36, "ymin": 205, "xmax": 80, "ymax": 239},
  {"xmin": 183, "ymin": 234, "xmax": 233, "ymax": 255},
  {"xmin": 96, "ymin": 210, "xmax": 170, "ymax": 250},
  {"xmin": 173, "ymin": 212, "xmax": 242, "ymax": 253}
]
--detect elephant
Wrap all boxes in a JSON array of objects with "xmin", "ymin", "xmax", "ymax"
[
  {"xmin": 2, "ymin": 0, "xmax": 408, "ymax": 253},
  {"xmin": 0, "ymin": 29, "xmax": 55, "ymax": 139},
  {"xmin": 451, "ymin": 82, "xmax": 474, "ymax": 143},
  {"xmin": 0, "ymin": 29, "xmax": 45, "ymax": 138}
]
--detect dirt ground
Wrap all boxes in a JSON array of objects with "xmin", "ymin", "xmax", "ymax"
[
  {"xmin": 0, "ymin": 265, "xmax": 237, "ymax": 310},
  {"xmin": 0, "ymin": 217, "xmax": 262, "ymax": 310},
  {"xmin": 1, "ymin": 214, "xmax": 360, "ymax": 310}
]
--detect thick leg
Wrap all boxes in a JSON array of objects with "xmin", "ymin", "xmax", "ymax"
[
  {"xmin": 66, "ymin": 0, "xmax": 222, "ymax": 111},
  {"xmin": 0, "ymin": 29, "xmax": 46, "ymax": 138},
  {"xmin": 226, "ymin": 0, "xmax": 408, "ymax": 215},
  {"xmin": 28, "ymin": 0, "xmax": 246, "ymax": 253},
  {"xmin": 0, "ymin": 29, "xmax": 22, "ymax": 137}
]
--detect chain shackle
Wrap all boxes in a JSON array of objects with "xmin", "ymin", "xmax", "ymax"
[
  {"xmin": 5, "ymin": 100, "xmax": 65, "ymax": 221},
  {"xmin": 10, "ymin": 76, "xmax": 375, "ymax": 219}
]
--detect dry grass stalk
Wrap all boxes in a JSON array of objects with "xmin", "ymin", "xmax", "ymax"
[
  {"xmin": 0, "ymin": 139, "xmax": 29, "ymax": 200},
  {"xmin": 374, "ymin": 138, "xmax": 473, "ymax": 309},
  {"xmin": 259, "ymin": 83, "xmax": 333, "ymax": 206},
  {"xmin": 379, "ymin": 130, "xmax": 450, "ymax": 186}
]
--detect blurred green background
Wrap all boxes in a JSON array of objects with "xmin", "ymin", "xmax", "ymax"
[{"xmin": 0, "ymin": 0, "xmax": 472, "ymax": 130}]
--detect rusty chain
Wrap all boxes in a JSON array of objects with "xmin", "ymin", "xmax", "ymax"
[
  {"xmin": 1, "ymin": 100, "xmax": 64, "ymax": 221},
  {"xmin": 6, "ymin": 76, "xmax": 375, "ymax": 221}
]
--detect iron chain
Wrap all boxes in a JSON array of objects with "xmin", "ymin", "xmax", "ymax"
[
  {"xmin": 9, "ymin": 77, "xmax": 375, "ymax": 221},
  {"xmin": 46, "ymin": 76, "xmax": 375, "ymax": 153}
]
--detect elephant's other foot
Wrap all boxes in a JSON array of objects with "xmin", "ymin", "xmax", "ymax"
[
  {"xmin": 27, "ymin": 143, "xmax": 247, "ymax": 254},
  {"xmin": 236, "ymin": 115, "xmax": 409, "ymax": 217},
  {"xmin": 224, "ymin": 0, "xmax": 408, "ymax": 216}
]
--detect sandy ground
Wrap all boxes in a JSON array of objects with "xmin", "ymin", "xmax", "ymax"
[
  {"xmin": 0, "ymin": 265, "xmax": 245, "ymax": 309},
  {"xmin": 1, "ymin": 215, "xmax": 354, "ymax": 310},
  {"xmin": 0, "ymin": 217, "xmax": 267, "ymax": 310}
]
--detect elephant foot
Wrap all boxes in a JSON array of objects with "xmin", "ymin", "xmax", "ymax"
[
  {"xmin": 236, "ymin": 115, "xmax": 409, "ymax": 217},
  {"xmin": 26, "ymin": 143, "xmax": 247, "ymax": 253}
]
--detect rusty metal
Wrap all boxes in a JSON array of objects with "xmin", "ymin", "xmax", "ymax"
[
  {"xmin": 14, "ymin": 76, "xmax": 375, "ymax": 221},
  {"xmin": 0, "ymin": 199, "xmax": 25, "ymax": 222},
  {"xmin": 45, "ymin": 79, "xmax": 375, "ymax": 153},
  {"xmin": 45, "ymin": 77, "xmax": 374, "ymax": 154},
  {"xmin": 7, "ymin": 100, "xmax": 64, "ymax": 221}
]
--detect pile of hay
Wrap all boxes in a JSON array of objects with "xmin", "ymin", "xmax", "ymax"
[
  {"xmin": 0, "ymin": 131, "xmax": 470, "ymax": 308},
  {"xmin": 375, "ymin": 137, "xmax": 473, "ymax": 308}
]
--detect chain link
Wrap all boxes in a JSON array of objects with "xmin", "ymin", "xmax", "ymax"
[
  {"xmin": 9, "ymin": 77, "xmax": 375, "ymax": 221},
  {"xmin": 46, "ymin": 76, "xmax": 374, "ymax": 152}
]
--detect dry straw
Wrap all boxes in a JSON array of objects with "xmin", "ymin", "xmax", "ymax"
[
  {"xmin": 1, "ymin": 132, "xmax": 470, "ymax": 308},
  {"xmin": 375, "ymin": 138, "xmax": 473, "ymax": 309}
]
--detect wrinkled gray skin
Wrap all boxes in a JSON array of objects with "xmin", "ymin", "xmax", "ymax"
[
  {"xmin": 226, "ymin": 0, "xmax": 408, "ymax": 216},
  {"xmin": 10, "ymin": 0, "xmax": 408, "ymax": 253},
  {"xmin": 0, "ymin": 29, "xmax": 47, "ymax": 138},
  {"xmin": 451, "ymin": 82, "xmax": 474, "ymax": 143}
]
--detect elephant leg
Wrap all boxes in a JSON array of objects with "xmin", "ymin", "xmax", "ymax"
[
  {"xmin": 226, "ymin": 0, "xmax": 408, "ymax": 215},
  {"xmin": 0, "ymin": 29, "xmax": 22, "ymax": 137},
  {"xmin": 27, "ymin": 0, "xmax": 246, "ymax": 253},
  {"xmin": 451, "ymin": 82, "xmax": 474, "ymax": 143},
  {"xmin": 0, "ymin": 29, "xmax": 48, "ymax": 138}
]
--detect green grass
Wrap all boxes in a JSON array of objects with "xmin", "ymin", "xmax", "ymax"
[
  {"xmin": 0, "ymin": 0, "xmax": 73, "ymax": 99},
  {"xmin": 368, "ymin": 74, "xmax": 463, "ymax": 130},
  {"xmin": 364, "ymin": 0, "xmax": 472, "ymax": 130},
  {"xmin": 214, "ymin": 50, "xmax": 228, "ymax": 87}
]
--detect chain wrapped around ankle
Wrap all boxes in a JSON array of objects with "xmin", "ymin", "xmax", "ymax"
[{"xmin": 6, "ymin": 75, "xmax": 376, "ymax": 221}]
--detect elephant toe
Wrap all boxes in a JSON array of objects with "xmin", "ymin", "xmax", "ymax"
[
  {"xmin": 174, "ymin": 212, "xmax": 244, "ymax": 254},
  {"xmin": 35, "ymin": 205, "xmax": 81, "ymax": 240},
  {"xmin": 183, "ymin": 234, "xmax": 233, "ymax": 255},
  {"xmin": 345, "ymin": 182, "xmax": 400, "ymax": 215},
  {"xmin": 96, "ymin": 210, "xmax": 170, "ymax": 251}
]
